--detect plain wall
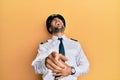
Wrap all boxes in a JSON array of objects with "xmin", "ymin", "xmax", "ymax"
[{"xmin": 0, "ymin": 0, "xmax": 120, "ymax": 80}]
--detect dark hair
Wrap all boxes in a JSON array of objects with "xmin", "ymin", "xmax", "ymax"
[{"xmin": 46, "ymin": 14, "xmax": 66, "ymax": 34}]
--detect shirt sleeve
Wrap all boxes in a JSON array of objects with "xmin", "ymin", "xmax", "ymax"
[
  {"xmin": 73, "ymin": 42, "xmax": 90, "ymax": 77},
  {"xmin": 31, "ymin": 44, "xmax": 49, "ymax": 74}
]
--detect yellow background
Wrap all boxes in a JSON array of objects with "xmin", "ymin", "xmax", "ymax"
[{"xmin": 0, "ymin": 0, "xmax": 120, "ymax": 80}]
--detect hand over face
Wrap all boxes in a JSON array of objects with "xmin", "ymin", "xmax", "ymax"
[{"xmin": 45, "ymin": 52, "xmax": 72, "ymax": 79}]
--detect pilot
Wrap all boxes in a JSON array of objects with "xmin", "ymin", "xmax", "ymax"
[{"xmin": 32, "ymin": 14, "xmax": 90, "ymax": 80}]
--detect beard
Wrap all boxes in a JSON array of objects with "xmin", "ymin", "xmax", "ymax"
[{"xmin": 51, "ymin": 26, "xmax": 65, "ymax": 34}]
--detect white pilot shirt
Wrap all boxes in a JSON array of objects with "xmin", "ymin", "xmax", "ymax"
[{"xmin": 32, "ymin": 35, "xmax": 90, "ymax": 80}]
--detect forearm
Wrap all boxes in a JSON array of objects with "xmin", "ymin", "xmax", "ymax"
[
  {"xmin": 73, "ymin": 43, "xmax": 90, "ymax": 76},
  {"xmin": 32, "ymin": 58, "xmax": 48, "ymax": 74},
  {"xmin": 73, "ymin": 63, "xmax": 90, "ymax": 77}
]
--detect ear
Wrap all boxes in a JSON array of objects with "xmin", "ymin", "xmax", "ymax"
[{"xmin": 49, "ymin": 27, "xmax": 52, "ymax": 32}]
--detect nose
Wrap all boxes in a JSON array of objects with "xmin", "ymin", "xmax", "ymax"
[
  {"xmin": 56, "ymin": 21, "xmax": 60, "ymax": 25},
  {"xmin": 55, "ymin": 19, "xmax": 60, "ymax": 25}
]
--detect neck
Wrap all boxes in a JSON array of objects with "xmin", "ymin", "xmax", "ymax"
[{"xmin": 53, "ymin": 32, "xmax": 64, "ymax": 37}]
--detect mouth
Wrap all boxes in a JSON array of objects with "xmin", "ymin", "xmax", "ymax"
[
  {"xmin": 57, "ymin": 25, "xmax": 62, "ymax": 28},
  {"xmin": 56, "ymin": 23, "xmax": 63, "ymax": 28}
]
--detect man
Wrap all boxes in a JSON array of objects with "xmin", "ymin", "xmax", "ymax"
[{"xmin": 32, "ymin": 14, "xmax": 90, "ymax": 80}]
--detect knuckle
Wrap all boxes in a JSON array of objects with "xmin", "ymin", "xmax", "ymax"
[
  {"xmin": 46, "ymin": 64, "xmax": 49, "ymax": 68},
  {"xmin": 46, "ymin": 58, "xmax": 51, "ymax": 63},
  {"xmin": 55, "ymin": 66, "xmax": 61, "ymax": 70},
  {"xmin": 48, "ymin": 55, "xmax": 51, "ymax": 58},
  {"xmin": 52, "ymin": 52, "xmax": 55, "ymax": 54},
  {"xmin": 53, "ymin": 70, "xmax": 57, "ymax": 73},
  {"xmin": 46, "ymin": 58, "xmax": 48, "ymax": 62}
]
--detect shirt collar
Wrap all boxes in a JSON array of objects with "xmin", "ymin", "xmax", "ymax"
[{"xmin": 52, "ymin": 34, "xmax": 67, "ymax": 41}]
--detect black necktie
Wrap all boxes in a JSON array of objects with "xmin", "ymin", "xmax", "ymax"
[
  {"xmin": 58, "ymin": 38, "xmax": 65, "ymax": 56},
  {"xmin": 54, "ymin": 38, "xmax": 65, "ymax": 80}
]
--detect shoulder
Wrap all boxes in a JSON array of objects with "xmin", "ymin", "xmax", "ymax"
[
  {"xmin": 40, "ymin": 38, "xmax": 52, "ymax": 45},
  {"xmin": 70, "ymin": 38, "xmax": 78, "ymax": 42},
  {"xmin": 67, "ymin": 38, "xmax": 79, "ymax": 45},
  {"xmin": 69, "ymin": 38, "xmax": 82, "ymax": 48},
  {"xmin": 40, "ymin": 40, "xmax": 48, "ymax": 45}
]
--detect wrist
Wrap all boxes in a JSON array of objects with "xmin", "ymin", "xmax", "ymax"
[{"xmin": 71, "ymin": 66, "xmax": 76, "ymax": 75}]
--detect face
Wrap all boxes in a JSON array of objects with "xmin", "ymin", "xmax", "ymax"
[
  {"xmin": 49, "ymin": 17, "xmax": 65, "ymax": 34},
  {"xmin": 51, "ymin": 18, "xmax": 64, "ymax": 28}
]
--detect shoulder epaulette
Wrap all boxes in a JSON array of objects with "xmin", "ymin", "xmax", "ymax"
[
  {"xmin": 70, "ymin": 38, "xmax": 78, "ymax": 42},
  {"xmin": 40, "ymin": 40, "xmax": 48, "ymax": 44}
]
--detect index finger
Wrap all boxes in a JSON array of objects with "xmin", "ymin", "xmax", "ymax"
[
  {"xmin": 59, "ymin": 54, "xmax": 68, "ymax": 62},
  {"xmin": 52, "ymin": 53, "xmax": 68, "ymax": 62}
]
